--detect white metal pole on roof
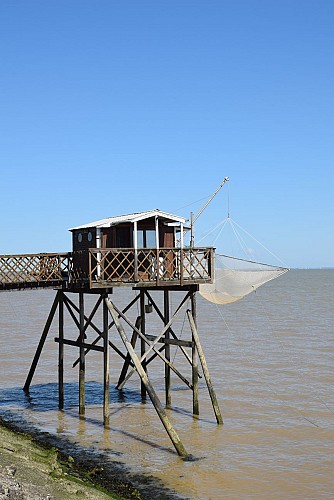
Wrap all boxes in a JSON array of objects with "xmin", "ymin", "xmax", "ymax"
[
  {"xmin": 133, "ymin": 221, "xmax": 138, "ymax": 250},
  {"xmin": 155, "ymin": 216, "xmax": 159, "ymax": 250},
  {"xmin": 133, "ymin": 221, "xmax": 138, "ymax": 281},
  {"xmin": 180, "ymin": 222, "xmax": 184, "ymax": 248},
  {"xmin": 96, "ymin": 227, "xmax": 101, "ymax": 278}
]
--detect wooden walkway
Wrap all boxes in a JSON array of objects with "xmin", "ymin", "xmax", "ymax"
[{"xmin": 0, "ymin": 253, "xmax": 70, "ymax": 290}]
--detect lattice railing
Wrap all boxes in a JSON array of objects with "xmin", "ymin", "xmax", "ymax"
[
  {"xmin": 88, "ymin": 247, "xmax": 214, "ymax": 286},
  {"xmin": 0, "ymin": 253, "xmax": 70, "ymax": 287}
]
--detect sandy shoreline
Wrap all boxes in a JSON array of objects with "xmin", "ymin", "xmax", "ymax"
[{"xmin": 0, "ymin": 416, "xmax": 184, "ymax": 499}]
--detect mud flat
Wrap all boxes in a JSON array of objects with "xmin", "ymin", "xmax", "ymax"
[{"xmin": 0, "ymin": 416, "xmax": 183, "ymax": 500}]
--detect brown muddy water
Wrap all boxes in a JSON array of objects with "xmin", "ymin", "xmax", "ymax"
[{"xmin": 0, "ymin": 270, "xmax": 333, "ymax": 499}]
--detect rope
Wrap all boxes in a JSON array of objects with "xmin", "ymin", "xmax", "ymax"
[{"xmin": 230, "ymin": 218, "xmax": 289, "ymax": 268}]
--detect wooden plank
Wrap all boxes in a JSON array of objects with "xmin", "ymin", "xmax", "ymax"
[
  {"xmin": 24, "ymin": 291, "xmax": 60, "ymax": 391},
  {"xmin": 79, "ymin": 292, "xmax": 85, "ymax": 416},
  {"xmin": 71, "ymin": 293, "xmax": 140, "ymax": 367},
  {"xmin": 144, "ymin": 290, "xmax": 201, "ymax": 376},
  {"xmin": 106, "ymin": 299, "xmax": 188, "ymax": 458},
  {"xmin": 116, "ymin": 316, "xmax": 141, "ymax": 389},
  {"xmin": 112, "ymin": 302, "xmax": 193, "ymax": 391},
  {"xmin": 103, "ymin": 295, "xmax": 110, "ymax": 426},
  {"xmin": 54, "ymin": 338, "xmax": 104, "ymax": 352},
  {"xmin": 164, "ymin": 290, "xmax": 171, "ymax": 407},
  {"xmin": 58, "ymin": 293, "xmax": 64, "ymax": 409},
  {"xmin": 191, "ymin": 292, "xmax": 199, "ymax": 417},
  {"xmin": 140, "ymin": 291, "xmax": 147, "ymax": 400},
  {"xmin": 145, "ymin": 335, "xmax": 192, "ymax": 348},
  {"xmin": 187, "ymin": 310, "xmax": 223, "ymax": 425}
]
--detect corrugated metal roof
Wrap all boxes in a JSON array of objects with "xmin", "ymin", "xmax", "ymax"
[{"xmin": 69, "ymin": 209, "xmax": 186, "ymax": 231}]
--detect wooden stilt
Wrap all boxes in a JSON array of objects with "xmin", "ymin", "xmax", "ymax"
[
  {"xmin": 140, "ymin": 291, "xmax": 147, "ymax": 400},
  {"xmin": 144, "ymin": 291, "xmax": 202, "ymax": 377},
  {"xmin": 71, "ymin": 294, "xmax": 140, "ymax": 368},
  {"xmin": 103, "ymin": 293, "xmax": 110, "ymax": 426},
  {"xmin": 106, "ymin": 299, "xmax": 188, "ymax": 458},
  {"xmin": 191, "ymin": 291, "xmax": 199, "ymax": 416},
  {"xmin": 164, "ymin": 290, "xmax": 171, "ymax": 407},
  {"xmin": 187, "ymin": 310, "xmax": 223, "ymax": 424},
  {"xmin": 114, "ymin": 303, "xmax": 193, "ymax": 391},
  {"xmin": 24, "ymin": 291, "xmax": 60, "ymax": 392},
  {"xmin": 79, "ymin": 292, "xmax": 85, "ymax": 416},
  {"xmin": 58, "ymin": 291, "xmax": 64, "ymax": 409},
  {"xmin": 116, "ymin": 316, "xmax": 141, "ymax": 389}
]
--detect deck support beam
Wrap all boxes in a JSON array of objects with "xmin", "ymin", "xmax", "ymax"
[
  {"xmin": 105, "ymin": 298, "xmax": 188, "ymax": 458},
  {"xmin": 23, "ymin": 291, "xmax": 60, "ymax": 392},
  {"xmin": 164, "ymin": 290, "xmax": 171, "ymax": 407},
  {"xmin": 191, "ymin": 291, "xmax": 199, "ymax": 417},
  {"xmin": 187, "ymin": 310, "xmax": 223, "ymax": 425},
  {"xmin": 58, "ymin": 292, "xmax": 64, "ymax": 409},
  {"xmin": 103, "ymin": 292, "xmax": 110, "ymax": 426},
  {"xmin": 22, "ymin": 285, "xmax": 223, "ymax": 457},
  {"xmin": 78, "ymin": 292, "xmax": 85, "ymax": 416}
]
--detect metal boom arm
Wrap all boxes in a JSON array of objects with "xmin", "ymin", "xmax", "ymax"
[{"xmin": 190, "ymin": 177, "xmax": 229, "ymax": 247}]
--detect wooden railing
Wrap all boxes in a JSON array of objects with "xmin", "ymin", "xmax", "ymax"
[
  {"xmin": 0, "ymin": 248, "xmax": 214, "ymax": 290},
  {"xmin": 0, "ymin": 253, "xmax": 70, "ymax": 289},
  {"xmin": 84, "ymin": 247, "xmax": 214, "ymax": 287}
]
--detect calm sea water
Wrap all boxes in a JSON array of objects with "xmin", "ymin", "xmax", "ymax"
[{"xmin": 0, "ymin": 270, "xmax": 333, "ymax": 499}]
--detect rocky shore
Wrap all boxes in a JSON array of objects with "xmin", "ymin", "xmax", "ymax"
[
  {"xmin": 0, "ymin": 417, "xmax": 182, "ymax": 500},
  {"xmin": 0, "ymin": 419, "xmax": 127, "ymax": 499}
]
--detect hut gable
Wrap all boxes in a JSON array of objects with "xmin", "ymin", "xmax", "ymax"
[{"xmin": 69, "ymin": 209, "xmax": 186, "ymax": 231}]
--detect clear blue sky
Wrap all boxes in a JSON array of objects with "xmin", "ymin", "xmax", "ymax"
[{"xmin": 0, "ymin": 0, "xmax": 333, "ymax": 268}]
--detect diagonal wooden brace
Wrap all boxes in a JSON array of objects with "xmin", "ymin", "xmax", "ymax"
[
  {"xmin": 187, "ymin": 310, "xmax": 223, "ymax": 425},
  {"xmin": 105, "ymin": 299, "xmax": 188, "ymax": 457}
]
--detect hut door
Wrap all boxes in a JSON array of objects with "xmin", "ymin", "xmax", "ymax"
[
  {"xmin": 116, "ymin": 227, "xmax": 131, "ymax": 248},
  {"xmin": 161, "ymin": 229, "xmax": 175, "ymax": 278}
]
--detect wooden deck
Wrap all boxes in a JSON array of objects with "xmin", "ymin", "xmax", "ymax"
[{"xmin": 0, "ymin": 247, "xmax": 214, "ymax": 290}]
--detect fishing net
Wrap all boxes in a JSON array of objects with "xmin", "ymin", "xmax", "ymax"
[{"xmin": 199, "ymin": 254, "xmax": 289, "ymax": 305}]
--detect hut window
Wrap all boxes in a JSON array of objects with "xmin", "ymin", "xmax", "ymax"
[
  {"xmin": 137, "ymin": 229, "xmax": 156, "ymax": 248},
  {"xmin": 77, "ymin": 233, "xmax": 83, "ymax": 243},
  {"xmin": 88, "ymin": 231, "xmax": 93, "ymax": 242}
]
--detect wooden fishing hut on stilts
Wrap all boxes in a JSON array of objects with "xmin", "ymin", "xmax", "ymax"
[{"xmin": 18, "ymin": 209, "xmax": 223, "ymax": 457}]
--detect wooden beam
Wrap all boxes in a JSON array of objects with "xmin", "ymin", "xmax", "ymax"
[
  {"xmin": 58, "ymin": 292, "xmax": 64, "ymax": 409},
  {"xmin": 144, "ymin": 290, "xmax": 201, "ymax": 375},
  {"xmin": 164, "ymin": 290, "xmax": 171, "ymax": 407},
  {"xmin": 103, "ymin": 294, "xmax": 110, "ymax": 426},
  {"xmin": 112, "ymin": 302, "xmax": 193, "ymax": 391},
  {"xmin": 106, "ymin": 299, "xmax": 188, "ymax": 458},
  {"xmin": 187, "ymin": 310, "xmax": 223, "ymax": 425},
  {"xmin": 79, "ymin": 292, "xmax": 85, "ymax": 416},
  {"xmin": 23, "ymin": 291, "xmax": 60, "ymax": 391},
  {"xmin": 71, "ymin": 293, "xmax": 140, "ymax": 367},
  {"xmin": 191, "ymin": 291, "xmax": 199, "ymax": 416},
  {"xmin": 116, "ymin": 316, "xmax": 141, "ymax": 389},
  {"xmin": 54, "ymin": 338, "xmax": 104, "ymax": 352},
  {"xmin": 145, "ymin": 335, "xmax": 192, "ymax": 348}
]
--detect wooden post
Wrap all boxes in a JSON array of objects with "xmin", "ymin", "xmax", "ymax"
[
  {"xmin": 58, "ymin": 291, "xmax": 64, "ymax": 410},
  {"xmin": 79, "ymin": 292, "xmax": 85, "ymax": 416},
  {"xmin": 187, "ymin": 310, "xmax": 223, "ymax": 425},
  {"xmin": 190, "ymin": 291, "xmax": 199, "ymax": 416},
  {"xmin": 106, "ymin": 299, "xmax": 188, "ymax": 458},
  {"xmin": 103, "ymin": 293, "xmax": 110, "ymax": 426},
  {"xmin": 164, "ymin": 290, "xmax": 171, "ymax": 407},
  {"xmin": 24, "ymin": 291, "xmax": 60, "ymax": 392},
  {"xmin": 140, "ymin": 291, "xmax": 147, "ymax": 400},
  {"xmin": 116, "ymin": 316, "xmax": 141, "ymax": 389}
]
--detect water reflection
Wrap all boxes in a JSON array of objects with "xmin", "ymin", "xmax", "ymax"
[{"xmin": 1, "ymin": 271, "xmax": 334, "ymax": 499}]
